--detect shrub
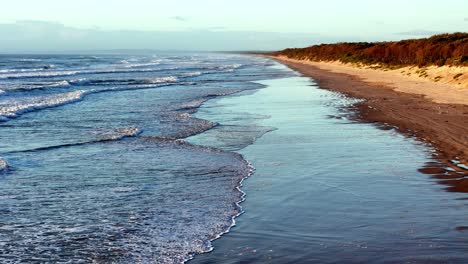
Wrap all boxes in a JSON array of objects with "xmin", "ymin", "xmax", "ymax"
[{"xmin": 273, "ymin": 33, "xmax": 468, "ymax": 67}]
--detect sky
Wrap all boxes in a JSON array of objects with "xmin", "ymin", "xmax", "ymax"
[{"xmin": 0, "ymin": 0, "xmax": 466, "ymax": 52}]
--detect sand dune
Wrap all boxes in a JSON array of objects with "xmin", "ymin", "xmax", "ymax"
[{"xmin": 276, "ymin": 56, "xmax": 468, "ymax": 105}]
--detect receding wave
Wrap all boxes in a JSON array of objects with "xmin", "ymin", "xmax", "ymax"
[{"xmin": 171, "ymin": 90, "xmax": 243, "ymax": 113}]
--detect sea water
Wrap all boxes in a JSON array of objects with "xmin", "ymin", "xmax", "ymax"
[
  {"xmin": 1, "ymin": 53, "xmax": 467, "ymax": 263},
  {"xmin": 0, "ymin": 53, "xmax": 292, "ymax": 263}
]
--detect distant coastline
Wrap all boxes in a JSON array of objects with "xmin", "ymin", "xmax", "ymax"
[{"xmin": 253, "ymin": 33, "xmax": 468, "ymax": 168}]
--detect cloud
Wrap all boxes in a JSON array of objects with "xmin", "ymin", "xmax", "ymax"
[
  {"xmin": 464, "ymin": 17, "xmax": 468, "ymax": 22},
  {"xmin": 169, "ymin": 16, "xmax": 189, "ymax": 22},
  {"xmin": 395, "ymin": 29, "xmax": 441, "ymax": 36}
]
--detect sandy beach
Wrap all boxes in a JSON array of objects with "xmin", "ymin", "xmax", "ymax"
[
  {"xmin": 271, "ymin": 56, "xmax": 468, "ymax": 165},
  {"xmin": 190, "ymin": 69, "xmax": 468, "ymax": 263}
]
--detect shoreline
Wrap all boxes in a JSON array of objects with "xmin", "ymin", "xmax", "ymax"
[
  {"xmin": 190, "ymin": 73, "xmax": 468, "ymax": 263},
  {"xmin": 269, "ymin": 56, "xmax": 468, "ymax": 166}
]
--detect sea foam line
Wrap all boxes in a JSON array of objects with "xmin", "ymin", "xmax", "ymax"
[
  {"xmin": 0, "ymin": 63, "xmax": 242, "ymax": 80},
  {"xmin": 183, "ymin": 155, "xmax": 255, "ymax": 263},
  {"xmin": 6, "ymin": 127, "xmax": 142, "ymax": 154},
  {"xmin": 0, "ymin": 80, "xmax": 184, "ymax": 121},
  {"xmin": 0, "ymin": 90, "xmax": 86, "ymax": 120}
]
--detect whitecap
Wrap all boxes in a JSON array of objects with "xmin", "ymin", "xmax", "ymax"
[
  {"xmin": 123, "ymin": 60, "xmax": 162, "ymax": 68},
  {"xmin": 0, "ymin": 70, "xmax": 81, "ymax": 79},
  {"xmin": 46, "ymin": 80, "xmax": 71, "ymax": 87},
  {"xmin": 182, "ymin": 71, "xmax": 203, "ymax": 77},
  {"xmin": 0, "ymin": 90, "xmax": 87, "ymax": 119},
  {"xmin": 0, "ymin": 80, "xmax": 181, "ymax": 121},
  {"xmin": 0, "ymin": 157, "xmax": 8, "ymax": 171},
  {"xmin": 17, "ymin": 58, "xmax": 42, "ymax": 62},
  {"xmin": 146, "ymin": 76, "xmax": 178, "ymax": 83},
  {"xmin": 97, "ymin": 126, "xmax": 142, "ymax": 140}
]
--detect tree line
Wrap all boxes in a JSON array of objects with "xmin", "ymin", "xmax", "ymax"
[{"xmin": 273, "ymin": 33, "xmax": 468, "ymax": 67}]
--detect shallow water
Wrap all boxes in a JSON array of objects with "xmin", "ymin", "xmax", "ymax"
[{"xmin": 189, "ymin": 68, "xmax": 468, "ymax": 263}]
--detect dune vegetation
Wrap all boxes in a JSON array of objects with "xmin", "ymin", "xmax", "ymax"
[{"xmin": 273, "ymin": 33, "xmax": 468, "ymax": 67}]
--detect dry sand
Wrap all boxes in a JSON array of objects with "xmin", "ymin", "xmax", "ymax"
[
  {"xmin": 277, "ymin": 56, "xmax": 468, "ymax": 105},
  {"xmin": 270, "ymin": 56, "xmax": 468, "ymax": 167}
]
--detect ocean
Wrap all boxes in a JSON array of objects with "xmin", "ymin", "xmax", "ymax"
[
  {"xmin": 1, "ymin": 53, "xmax": 468, "ymax": 263},
  {"xmin": 0, "ymin": 53, "xmax": 292, "ymax": 262}
]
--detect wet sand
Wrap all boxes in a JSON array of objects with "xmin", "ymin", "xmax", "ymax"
[{"xmin": 271, "ymin": 56, "xmax": 468, "ymax": 166}]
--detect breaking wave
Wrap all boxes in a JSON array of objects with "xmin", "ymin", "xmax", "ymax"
[
  {"xmin": 0, "ymin": 80, "xmax": 182, "ymax": 121},
  {"xmin": 8, "ymin": 127, "xmax": 142, "ymax": 154},
  {"xmin": 69, "ymin": 76, "xmax": 178, "ymax": 86},
  {"xmin": 0, "ymin": 90, "xmax": 87, "ymax": 120},
  {"xmin": 0, "ymin": 157, "xmax": 8, "ymax": 171},
  {"xmin": 0, "ymin": 70, "xmax": 81, "ymax": 79}
]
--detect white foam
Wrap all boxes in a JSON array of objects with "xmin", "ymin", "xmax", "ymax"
[
  {"xmin": 0, "ymin": 157, "xmax": 8, "ymax": 171},
  {"xmin": 17, "ymin": 58, "xmax": 41, "ymax": 62},
  {"xmin": 146, "ymin": 76, "xmax": 178, "ymax": 83},
  {"xmin": 99, "ymin": 127, "xmax": 141, "ymax": 140},
  {"xmin": 0, "ymin": 79, "xmax": 181, "ymax": 120},
  {"xmin": 0, "ymin": 70, "xmax": 80, "ymax": 79},
  {"xmin": 0, "ymin": 68, "xmax": 43, "ymax": 73},
  {"xmin": 68, "ymin": 76, "xmax": 178, "ymax": 86},
  {"xmin": 123, "ymin": 60, "xmax": 161, "ymax": 68},
  {"xmin": 0, "ymin": 90, "xmax": 87, "ymax": 119},
  {"xmin": 182, "ymin": 71, "xmax": 203, "ymax": 77},
  {"xmin": 47, "ymin": 80, "xmax": 70, "ymax": 87}
]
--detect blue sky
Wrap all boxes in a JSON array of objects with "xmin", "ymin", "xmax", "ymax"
[{"xmin": 0, "ymin": 0, "xmax": 467, "ymax": 52}]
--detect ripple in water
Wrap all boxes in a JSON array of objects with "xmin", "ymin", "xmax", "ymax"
[
  {"xmin": 0, "ymin": 138, "xmax": 251, "ymax": 263},
  {"xmin": 0, "ymin": 53, "xmax": 294, "ymax": 263}
]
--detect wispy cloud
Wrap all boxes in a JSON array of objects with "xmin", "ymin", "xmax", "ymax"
[
  {"xmin": 169, "ymin": 16, "xmax": 189, "ymax": 22},
  {"xmin": 395, "ymin": 29, "xmax": 441, "ymax": 36},
  {"xmin": 464, "ymin": 17, "xmax": 468, "ymax": 22}
]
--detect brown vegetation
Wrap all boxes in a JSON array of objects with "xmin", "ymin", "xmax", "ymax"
[{"xmin": 273, "ymin": 33, "xmax": 468, "ymax": 67}]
